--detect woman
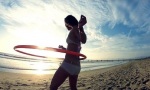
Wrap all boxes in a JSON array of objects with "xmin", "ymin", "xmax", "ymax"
[{"xmin": 50, "ymin": 15, "xmax": 87, "ymax": 90}]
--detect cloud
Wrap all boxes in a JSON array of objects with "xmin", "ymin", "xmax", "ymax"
[
  {"xmin": 76, "ymin": 0, "xmax": 150, "ymax": 59},
  {"xmin": 108, "ymin": 0, "xmax": 150, "ymax": 32},
  {"xmin": 0, "ymin": 0, "xmax": 150, "ymax": 60},
  {"xmin": 1, "ymin": 1, "xmax": 68, "ymax": 41}
]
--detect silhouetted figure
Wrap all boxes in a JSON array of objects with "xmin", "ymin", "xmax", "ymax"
[{"xmin": 50, "ymin": 15, "xmax": 87, "ymax": 90}]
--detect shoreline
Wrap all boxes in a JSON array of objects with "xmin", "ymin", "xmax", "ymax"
[{"xmin": 0, "ymin": 59, "xmax": 149, "ymax": 90}]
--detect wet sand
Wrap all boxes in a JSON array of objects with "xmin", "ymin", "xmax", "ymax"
[{"xmin": 0, "ymin": 59, "xmax": 150, "ymax": 90}]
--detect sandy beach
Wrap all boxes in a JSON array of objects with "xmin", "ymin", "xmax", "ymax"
[{"xmin": 0, "ymin": 59, "xmax": 149, "ymax": 90}]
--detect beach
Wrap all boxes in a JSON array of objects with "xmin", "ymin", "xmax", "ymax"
[{"xmin": 0, "ymin": 59, "xmax": 149, "ymax": 90}]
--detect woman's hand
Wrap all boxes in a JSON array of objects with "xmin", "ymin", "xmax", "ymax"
[
  {"xmin": 59, "ymin": 45, "xmax": 66, "ymax": 50},
  {"xmin": 78, "ymin": 15, "xmax": 87, "ymax": 28}
]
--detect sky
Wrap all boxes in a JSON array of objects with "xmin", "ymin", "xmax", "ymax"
[{"xmin": 0, "ymin": 0, "xmax": 150, "ymax": 60}]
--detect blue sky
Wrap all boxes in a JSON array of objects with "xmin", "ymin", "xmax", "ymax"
[{"xmin": 0, "ymin": 0, "xmax": 150, "ymax": 60}]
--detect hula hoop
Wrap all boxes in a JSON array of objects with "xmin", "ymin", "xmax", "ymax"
[{"xmin": 14, "ymin": 45, "xmax": 86, "ymax": 60}]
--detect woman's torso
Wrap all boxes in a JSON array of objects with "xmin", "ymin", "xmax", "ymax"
[{"xmin": 61, "ymin": 28, "xmax": 81, "ymax": 75}]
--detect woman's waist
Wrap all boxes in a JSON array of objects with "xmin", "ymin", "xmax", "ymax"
[{"xmin": 63, "ymin": 59, "xmax": 80, "ymax": 66}]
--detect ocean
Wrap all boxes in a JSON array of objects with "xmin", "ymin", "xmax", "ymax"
[{"xmin": 0, "ymin": 52, "xmax": 129, "ymax": 74}]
